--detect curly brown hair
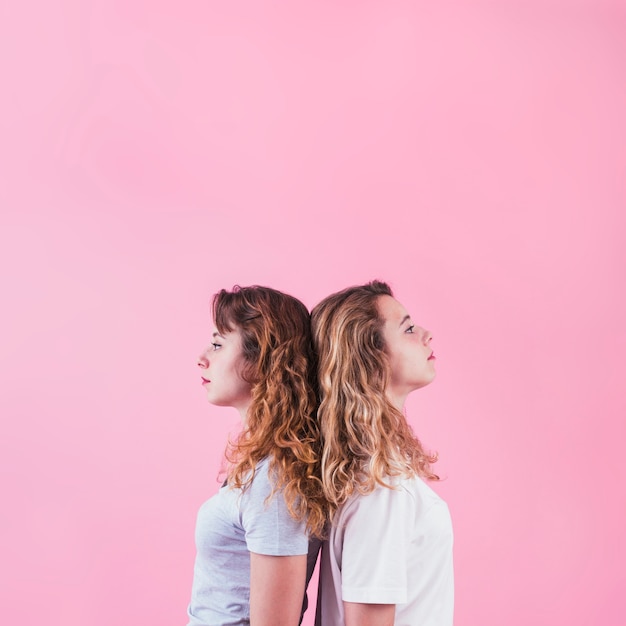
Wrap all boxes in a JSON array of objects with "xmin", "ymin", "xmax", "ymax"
[
  {"xmin": 213, "ymin": 285, "xmax": 326, "ymax": 538},
  {"xmin": 311, "ymin": 280, "xmax": 438, "ymax": 524}
]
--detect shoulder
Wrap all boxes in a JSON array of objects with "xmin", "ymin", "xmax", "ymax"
[
  {"xmin": 236, "ymin": 456, "xmax": 285, "ymax": 509},
  {"xmin": 238, "ymin": 458, "xmax": 309, "ymax": 554},
  {"xmin": 403, "ymin": 474, "xmax": 448, "ymax": 512},
  {"xmin": 245, "ymin": 457, "xmax": 274, "ymax": 493},
  {"xmin": 337, "ymin": 475, "xmax": 414, "ymax": 525},
  {"xmin": 340, "ymin": 473, "xmax": 445, "ymax": 523}
]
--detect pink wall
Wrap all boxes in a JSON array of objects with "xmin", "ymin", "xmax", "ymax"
[{"xmin": 1, "ymin": 2, "xmax": 624, "ymax": 624}]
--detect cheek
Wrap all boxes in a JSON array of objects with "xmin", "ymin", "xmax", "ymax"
[
  {"xmin": 389, "ymin": 347, "xmax": 412, "ymax": 382},
  {"xmin": 226, "ymin": 357, "xmax": 253, "ymax": 392},
  {"xmin": 403, "ymin": 346, "xmax": 429, "ymax": 380},
  {"xmin": 207, "ymin": 363, "xmax": 252, "ymax": 405},
  {"xmin": 230, "ymin": 355, "xmax": 251, "ymax": 384}
]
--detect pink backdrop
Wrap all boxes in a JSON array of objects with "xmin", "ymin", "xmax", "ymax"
[{"xmin": 1, "ymin": 2, "xmax": 625, "ymax": 625}]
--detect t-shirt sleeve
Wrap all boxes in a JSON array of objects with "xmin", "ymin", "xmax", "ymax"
[
  {"xmin": 239, "ymin": 461, "xmax": 309, "ymax": 556},
  {"xmin": 340, "ymin": 484, "xmax": 414, "ymax": 605}
]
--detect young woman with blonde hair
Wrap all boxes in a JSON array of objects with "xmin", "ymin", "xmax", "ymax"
[
  {"xmin": 187, "ymin": 285, "xmax": 326, "ymax": 626},
  {"xmin": 311, "ymin": 280, "xmax": 454, "ymax": 626}
]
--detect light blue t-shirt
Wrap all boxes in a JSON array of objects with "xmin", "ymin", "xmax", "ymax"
[{"xmin": 187, "ymin": 457, "xmax": 321, "ymax": 625}]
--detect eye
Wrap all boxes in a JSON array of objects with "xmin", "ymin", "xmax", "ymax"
[
  {"xmin": 405, "ymin": 325, "xmax": 415, "ymax": 334},
  {"xmin": 211, "ymin": 342, "xmax": 222, "ymax": 351}
]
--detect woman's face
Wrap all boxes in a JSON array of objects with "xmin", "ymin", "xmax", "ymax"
[
  {"xmin": 197, "ymin": 326, "xmax": 253, "ymax": 415},
  {"xmin": 377, "ymin": 295, "xmax": 436, "ymax": 406}
]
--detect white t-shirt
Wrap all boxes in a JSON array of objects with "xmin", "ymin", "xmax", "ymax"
[
  {"xmin": 316, "ymin": 474, "xmax": 454, "ymax": 626},
  {"xmin": 187, "ymin": 457, "xmax": 321, "ymax": 625}
]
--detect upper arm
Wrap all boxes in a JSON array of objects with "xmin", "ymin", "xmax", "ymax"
[
  {"xmin": 241, "ymin": 462, "xmax": 309, "ymax": 556},
  {"xmin": 344, "ymin": 601, "xmax": 396, "ymax": 626},
  {"xmin": 341, "ymin": 486, "xmax": 414, "ymax": 605},
  {"xmin": 242, "ymin": 462, "xmax": 311, "ymax": 625},
  {"xmin": 249, "ymin": 552, "xmax": 307, "ymax": 626}
]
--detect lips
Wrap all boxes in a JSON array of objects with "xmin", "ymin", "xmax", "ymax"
[
  {"xmin": 428, "ymin": 352, "xmax": 436, "ymax": 360},
  {"xmin": 201, "ymin": 376, "xmax": 211, "ymax": 384}
]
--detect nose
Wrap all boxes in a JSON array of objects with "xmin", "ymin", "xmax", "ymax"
[
  {"xmin": 423, "ymin": 329, "xmax": 433, "ymax": 345},
  {"xmin": 197, "ymin": 352, "xmax": 209, "ymax": 368}
]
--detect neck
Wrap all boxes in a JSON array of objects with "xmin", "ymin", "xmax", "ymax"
[
  {"xmin": 387, "ymin": 389, "xmax": 408, "ymax": 412},
  {"xmin": 237, "ymin": 405, "xmax": 249, "ymax": 423}
]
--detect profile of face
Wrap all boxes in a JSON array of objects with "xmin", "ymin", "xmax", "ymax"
[
  {"xmin": 377, "ymin": 295, "xmax": 436, "ymax": 405},
  {"xmin": 197, "ymin": 326, "xmax": 253, "ymax": 415}
]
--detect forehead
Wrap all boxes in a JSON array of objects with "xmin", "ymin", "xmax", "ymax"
[
  {"xmin": 211, "ymin": 325, "xmax": 244, "ymax": 341},
  {"xmin": 377, "ymin": 295, "xmax": 410, "ymax": 325}
]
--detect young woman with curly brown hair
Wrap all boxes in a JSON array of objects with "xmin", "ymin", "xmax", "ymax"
[
  {"xmin": 186, "ymin": 286, "xmax": 326, "ymax": 626},
  {"xmin": 311, "ymin": 280, "xmax": 454, "ymax": 626}
]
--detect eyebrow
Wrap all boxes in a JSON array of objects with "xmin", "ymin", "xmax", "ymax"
[
  {"xmin": 399, "ymin": 315, "xmax": 411, "ymax": 327},
  {"xmin": 212, "ymin": 331, "xmax": 225, "ymax": 339}
]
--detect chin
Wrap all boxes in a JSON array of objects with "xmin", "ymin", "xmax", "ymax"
[
  {"xmin": 205, "ymin": 392, "xmax": 226, "ymax": 406},
  {"xmin": 414, "ymin": 375, "xmax": 436, "ymax": 390}
]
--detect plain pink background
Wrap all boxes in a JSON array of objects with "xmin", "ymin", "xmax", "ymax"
[{"xmin": 1, "ymin": 2, "xmax": 625, "ymax": 625}]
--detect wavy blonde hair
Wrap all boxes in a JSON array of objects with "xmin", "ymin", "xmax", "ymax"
[
  {"xmin": 311, "ymin": 280, "xmax": 438, "ymax": 523},
  {"xmin": 213, "ymin": 285, "xmax": 326, "ymax": 538}
]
